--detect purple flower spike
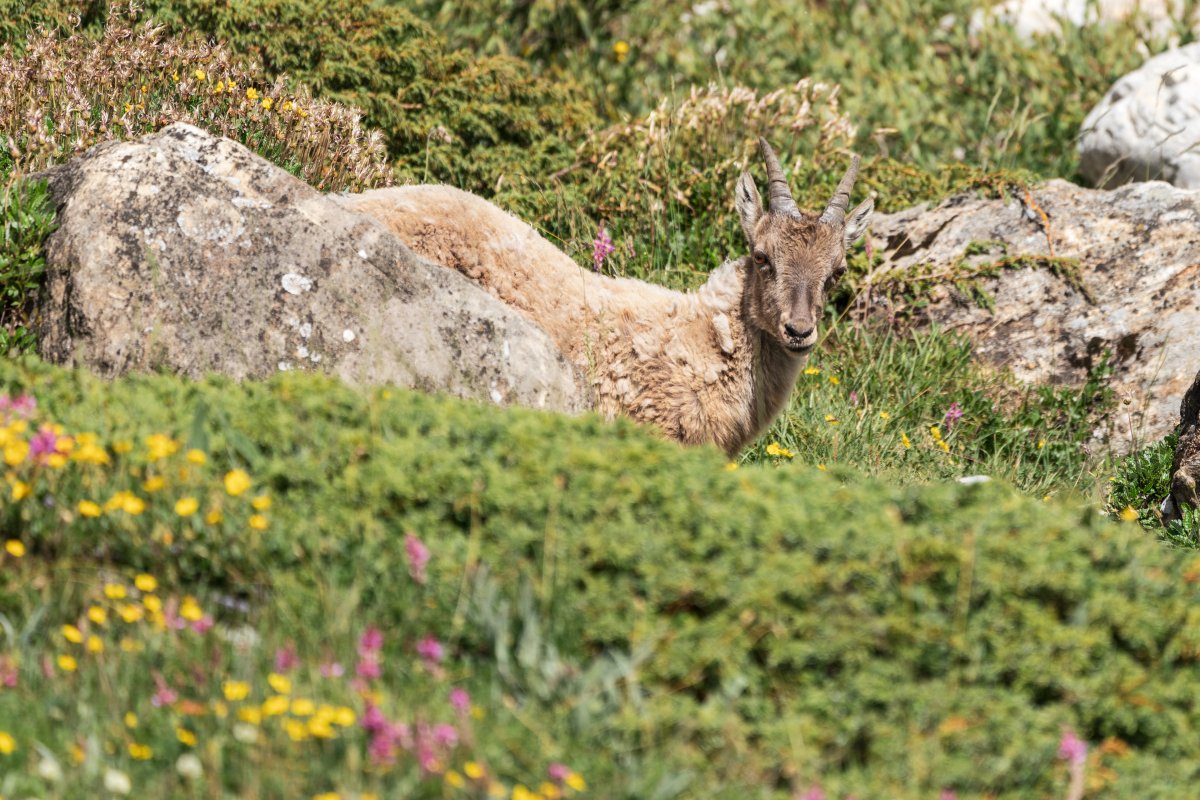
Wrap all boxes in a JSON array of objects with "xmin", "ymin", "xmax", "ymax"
[
  {"xmin": 359, "ymin": 626, "xmax": 384, "ymax": 655},
  {"xmin": 432, "ymin": 723, "xmax": 458, "ymax": 748},
  {"xmin": 449, "ymin": 687, "xmax": 471, "ymax": 714},
  {"xmin": 405, "ymin": 534, "xmax": 430, "ymax": 585},
  {"xmin": 416, "ymin": 636, "xmax": 444, "ymax": 666},
  {"xmin": 592, "ymin": 225, "xmax": 615, "ymax": 272},
  {"xmin": 944, "ymin": 401, "xmax": 964, "ymax": 429},
  {"xmin": 1059, "ymin": 728, "xmax": 1088, "ymax": 766},
  {"xmin": 274, "ymin": 643, "xmax": 298, "ymax": 672}
]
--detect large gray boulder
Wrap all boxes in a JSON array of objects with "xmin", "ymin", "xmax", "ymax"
[
  {"xmin": 970, "ymin": 0, "xmax": 1189, "ymax": 40},
  {"xmin": 36, "ymin": 123, "xmax": 590, "ymax": 412},
  {"xmin": 870, "ymin": 178, "xmax": 1200, "ymax": 449},
  {"xmin": 1079, "ymin": 43, "xmax": 1200, "ymax": 189}
]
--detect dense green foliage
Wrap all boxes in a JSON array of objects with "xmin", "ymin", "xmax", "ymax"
[
  {"xmin": 2, "ymin": 357, "xmax": 1199, "ymax": 797},
  {"xmin": 139, "ymin": 0, "xmax": 598, "ymax": 197},
  {"xmin": 0, "ymin": 180, "xmax": 54, "ymax": 356}
]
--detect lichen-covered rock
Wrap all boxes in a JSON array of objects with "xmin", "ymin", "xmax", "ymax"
[
  {"xmin": 36, "ymin": 123, "xmax": 590, "ymax": 413},
  {"xmin": 870, "ymin": 178, "xmax": 1200, "ymax": 449},
  {"xmin": 1167, "ymin": 370, "xmax": 1200, "ymax": 521},
  {"xmin": 1079, "ymin": 42, "xmax": 1200, "ymax": 188}
]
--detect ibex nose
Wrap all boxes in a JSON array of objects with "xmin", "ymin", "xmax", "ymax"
[{"xmin": 784, "ymin": 322, "xmax": 814, "ymax": 341}]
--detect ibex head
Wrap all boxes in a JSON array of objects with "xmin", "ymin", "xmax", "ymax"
[{"xmin": 736, "ymin": 138, "xmax": 873, "ymax": 354}]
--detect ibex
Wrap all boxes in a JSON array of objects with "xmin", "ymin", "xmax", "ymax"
[{"xmin": 338, "ymin": 139, "xmax": 872, "ymax": 455}]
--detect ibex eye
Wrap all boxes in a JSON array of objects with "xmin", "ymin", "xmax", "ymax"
[{"xmin": 753, "ymin": 252, "xmax": 768, "ymax": 267}]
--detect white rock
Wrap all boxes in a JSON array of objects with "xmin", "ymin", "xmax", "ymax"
[
  {"xmin": 1079, "ymin": 43, "xmax": 1200, "ymax": 188},
  {"xmin": 971, "ymin": 0, "xmax": 1188, "ymax": 40},
  {"xmin": 104, "ymin": 768, "xmax": 132, "ymax": 795},
  {"xmin": 280, "ymin": 272, "xmax": 313, "ymax": 294},
  {"xmin": 342, "ymin": 328, "xmax": 356, "ymax": 343}
]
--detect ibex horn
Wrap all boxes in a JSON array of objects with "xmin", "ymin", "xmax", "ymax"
[
  {"xmin": 819, "ymin": 154, "xmax": 861, "ymax": 226},
  {"xmin": 757, "ymin": 137, "xmax": 799, "ymax": 217}
]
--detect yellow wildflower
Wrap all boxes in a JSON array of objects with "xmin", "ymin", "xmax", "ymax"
[
  {"xmin": 212, "ymin": 80, "xmax": 225, "ymax": 94},
  {"xmin": 238, "ymin": 707, "xmax": 262, "ymax": 725},
  {"xmin": 1037, "ymin": 439, "xmax": 1046, "ymax": 449},
  {"xmin": 291, "ymin": 698, "xmax": 315, "ymax": 716},
  {"xmin": 332, "ymin": 706, "xmax": 356, "ymax": 727},
  {"xmin": 113, "ymin": 440, "xmax": 133, "ymax": 453},
  {"xmin": 261, "ymin": 97, "xmax": 273, "ymax": 110},
  {"xmin": 282, "ymin": 100, "xmax": 293, "ymax": 112},
  {"xmin": 125, "ymin": 712, "xmax": 138, "ymax": 728},
  {"xmin": 488, "ymin": 783, "xmax": 507, "ymax": 798},
  {"xmin": 817, "ymin": 463, "xmax": 828, "ymax": 471},
  {"xmin": 176, "ymin": 728, "xmax": 197, "ymax": 746},
  {"xmin": 539, "ymin": 783, "xmax": 562, "ymax": 799},
  {"xmin": 1119, "ymin": 506, "xmax": 1139, "ymax": 522},
  {"xmin": 512, "ymin": 785, "xmax": 536, "ymax": 800},
  {"xmin": 213, "ymin": 701, "xmax": 228, "ymax": 717},
  {"xmin": 4, "ymin": 439, "xmax": 29, "ymax": 465},
  {"xmin": 118, "ymin": 603, "xmax": 143, "ymax": 623},
  {"xmin": 879, "ymin": 411, "xmax": 891, "ymax": 420},
  {"xmin": 11, "ymin": 481, "xmax": 30, "ymax": 501},
  {"xmin": 205, "ymin": 509, "xmax": 223, "ymax": 525},
  {"xmin": 283, "ymin": 718, "xmax": 308, "ymax": 741},
  {"xmin": 186, "ymin": 449, "xmax": 207, "ymax": 465},
  {"xmin": 251, "ymin": 494, "xmax": 272, "ymax": 511},
  {"xmin": 143, "ymin": 595, "xmax": 162, "ymax": 613},
  {"xmin": 57, "ymin": 654, "xmax": 77, "ymax": 672},
  {"xmin": 307, "ymin": 716, "xmax": 335, "ymax": 738},
  {"xmin": 464, "ymin": 761, "xmax": 485, "ymax": 780},
  {"xmin": 180, "ymin": 597, "xmax": 204, "ymax": 622},
  {"xmin": 446, "ymin": 771, "xmax": 465, "ymax": 788},
  {"xmin": 78, "ymin": 500, "xmax": 102, "ymax": 518},
  {"xmin": 120, "ymin": 638, "xmax": 144, "ymax": 653},
  {"xmin": 175, "ymin": 497, "xmax": 199, "ymax": 516},
  {"xmin": 73, "ymin": 441, "xmax": 111, "ymax": 465},
  {"xmin": 249, "ymin": 514, "xmax": 269, "ymax": 530},
  {"xmin": 901, "ymin": 433, "xmax": 912, "ymax": 450},
  {"xmin": 104, "ymin": 583, "xmax": 127, "ymax": 600},
  {"xmin": 312, "ymin": 794, "xmax": 340, "ymax": 800},
  {"xmin": 246, "ymin": 87, "xmax": 259, "ymax": 101},
  {"xmin": 262, "ymin": 695, "xmax": 289, "ymax": 717},
  {"xmin": 4, "ymin": 540, "xmax": 25, "ymax": 558},
  {"xmin": 224, "ymin": 469, "xmax": 251, "ymax": 496},
  {"xmin": 146, "ymin": 433, "xmax": 180, "ymax": 461},
  {"xmin": 142, "ymin": 476, "xmax": 166, "ymax": 493},
  {"xmin": 135, "ymin": 574, "xmax": 158, "ymax": 593},
  {"xmin": 828, "ymin": 376, "xmax": 840, "ymax": 385},
  {"xmin": 765, "ymin": 442, "xmax": 794, "ymax": 458},
  {"xmin": 267, "ymin": 673, "xmax": 292, "ymax": 694},
  {"xmin": 223, "ymin": 681, "xmax": 250, "ymax": 702},
  {"xmin": 87, "ymin": 606, "xmax": 107, "ymax": 626},
  {"xmin": 804, "ymin": 366, "xmax": 820, "ymax": 375},
  {"xmin": 929, "ymin": 425, "xmax": 943, "ymax": 441},
  {"xmin": 86, "ymin": 635, "xmax": 104, "ymax": 653},
  {"xmin": 128, "ymin": 742, "xmax": 152, "ymax": 760},
  {"xmin": 724, "ymin": 461, "xmax": 738, "ymax": 471},
  {"xmin": 193, "ymin": 68, "xmax": 206, "ymax": 81},
  {"xmin": 0, "ymin": 731, "xmax": 15, "ymax": 754},
  {"xmin": 824, "ymin": 414, "xmax": 839, "ymax": 425},
  {"xmin": 565, "ymin": 772, "xmax": 586, "ymax": 791},
  {"xmin": 63, "ymin": 624, "xmax": 83, "ymax": 643}
]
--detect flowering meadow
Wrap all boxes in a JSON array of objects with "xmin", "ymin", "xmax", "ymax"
[{"xmin": 0, "ymin": 390, "xmax": 589, "ymax": 798}]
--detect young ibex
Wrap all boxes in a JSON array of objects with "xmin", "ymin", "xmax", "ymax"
[{"xmin": 338, "ymin": 139, "xmax": 872, "ymax": 455}]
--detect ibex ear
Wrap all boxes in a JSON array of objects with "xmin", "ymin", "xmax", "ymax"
[
  {"xmin": 843, "ymin": 194, "xmax": 874, "ymax": 248},
  {"xmin": 735, "ymin": 171, "xmax": 762, "ymax": 245}
]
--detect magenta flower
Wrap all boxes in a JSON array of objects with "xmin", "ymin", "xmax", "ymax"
[
  {"xmin": 320, "ymin": 660, "xmax": 345, "ymax": 679},
  {"xmin": 29, "ymin": 426, "xmax": 59, "ymax": 460},
  {"xmin": 356, "ymin": 656, "xmax": 382, "ymax": 680},
  {"xmin": 191, "ymin": 616, "xmax": 214, "ymax": 634},
  {"xmin": 151, "ymin": 675, "xmax": 177, "ymax": 707},
  {"xmin": 944, "ymin": 401, "xmax": 964, "ymax": 429},
  {"xmin": 359, "ymin": 626, "xmax": 384, "ymax": 656},
  {"xmin": 0, "ymin": 394, "xmax": 36, "ymax": 419},
  {"xmin": 800, "ymin": 787, "xmax": 825, "ymax": 800},
  {"xmin": 405, "ymin": 534, "xmax": 430, "ymax": 584},
  {"xmin": 0, "ymin": 655, "xmax": 17, "ymax": 688},
  {"xmin": 449, "ymin": 687, "xmax": 471, "ymax": 714},
  {"xmin": 274, "ymin": 643, "xmax": 299, "ymax": 672},
  {"xmin": 432, "ymin": 723, "xmax": 458, "ymax": 748},
  {"xmin": 362, "ymin": 703, "xmax": 388, "ymax": 734},
  {"xmin": 548, "ymin": 763, "xmax": 571, "ymax": 783},
  {"xmin": 416, "ymin": 636, "xmax": 444, "ymax": 666},
  {"xmin": 1059, "ymin": 728, "xmax": 1088, "ymax": 766},
  {"xmin": 849, "ymin": 391, "xmax": 859, "ymax": 406},
  {"xmin": 592, "ymin": 225, "xmax": 615, "ymax": 272},
  {"xmin": 940, "ymin": 792, "xmax": 958, "ymax": 800}
]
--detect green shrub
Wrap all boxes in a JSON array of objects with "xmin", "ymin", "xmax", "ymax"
[
  {"xmin": 138, "ymin": 0, "xmax": 598, "ymax": 197},
  {"xmin": 3, "ymin": 356, "xmax": 1200, "ymax": 796},
  {"xmin": 0, "ymin": 179, "xmax": 54, "ymax": 356}
]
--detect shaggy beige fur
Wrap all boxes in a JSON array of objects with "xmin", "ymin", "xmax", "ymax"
[{"xmin": 338, "ymin": 144, "xmax": 870, "ymax": 455}]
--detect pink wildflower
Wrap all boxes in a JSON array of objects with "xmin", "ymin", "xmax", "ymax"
[
  {"xmin": 29, "ymin": 426, "xmax": 59, "ymax": 460},
  {"xmin": 0, "ymin": 394, "xmax": 36, "ymax": 419},
  {"xmin": 320, "ymin": 660, "xmax": 344, "ymax": 679},
  {"xmin": 449, "ymin": 687, "xmax": 470, "ymax": 714},
  {"xmin": 940, "ymin": 792, "xmax": 958, "ymax": 800},
  {"xmin": 432, "ymin": 723, "xmax": 458, "ymax": 748},
  {"xmin": 191, "ymin": 616, "xmax": 214, "ymax": 634},
  {"xmin": 274, "ymin": 643, "xmax": 299, "ymax": 672},
  {"xmin": 548, "ymin": 763, "xmax": 571, "ymax": 783},
  {"xmin": 1058, "ymin": 728, "xmax": 1088, "ymax": 766},
  {"xmin": 0, "ymin": 655, "xmax": 17, "ymax": 688},
  {"xmin": 359, "ymin": 626, "xmax": 384, "ymax": 656},
  {"xmin": 356, "ymin": 655, "xmax": 382, "ymax": 680},
  {"xmin": 800, "ymin": 787, "xmax": 825, "ymax": 800},
  {"xmin": 944, "ymin": 401, "xmax": 964, "ymax": 429},
  {"xmin": 416, "ymin": 636, "xmax": 444, "ymax": 666},
  {"xmin": 151, "ymin": 674, "xmax": 178, "ymax": 707},
  {"xmin": 404, "ymin": 534, "xmax": 430, "ymax": 584},
  {"xmin": 592, "ymin": 225, "xmax": 615, "ymax": 271},
  {"xmin": 362, "ymin": 703, "xmax": 388, "ymax": 734}
]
